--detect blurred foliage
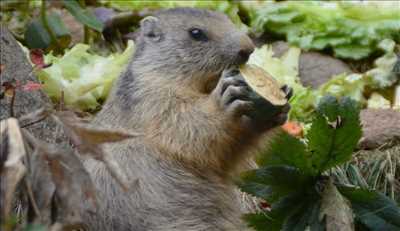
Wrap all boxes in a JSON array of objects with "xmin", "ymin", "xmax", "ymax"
[
  {"xmin": 99, "ymin": 0, "xmax": 244, "ymax": 27},
  {"xmin": 25, "ymin": 12, "xmax": 71, "ymax": 51},
  {"xmin": 62, "ymin": 0, "xmax": 103, "ymax": 32},
  {"xmin": 1, "ymin": 0, "xmax": 103, "ymax": 53},
  {"xmin": 251, "ymin": 1, "xmax": 400, "ymax": 60},
  {"xmin": 0, "ymin": 0, "xmax": 39, "ymax": 39},
  {"xmin": 318, "ymin": 39, "xmax": 398, "ymax": 106}
]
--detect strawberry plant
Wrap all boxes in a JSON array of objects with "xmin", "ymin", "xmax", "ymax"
[{"xmin": 238, "ymin": 96, "xmax": 400, "ymax": 231}]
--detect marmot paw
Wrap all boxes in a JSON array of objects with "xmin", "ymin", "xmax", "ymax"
[{"xmin": 212, "ymin": 69, "xmax": 254, "ymax": 118}]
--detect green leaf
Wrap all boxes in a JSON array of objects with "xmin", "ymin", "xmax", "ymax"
[
  {"xmin": 25, "ymin": 13, "xmax": 71, "ymax": 50},
  {"xmin": 257, "ymin": 130, "xmax": 315, "ymax": 175},
  {"xmin": 25, "ymin": 19, "xmax": 51, "ymax": 49},
  {"xmin": 238, "ymin": 166, "xmax": 313, "ymax": 202},
  {"xmin": 243, "ymin": 193, "xmax": 307, "ymax": 231},
  {"xmin": 282, "ymin": 201, "xmax": 315, "ymax": 231},
  {"xmin": 338, "ymin": 186, "xmax": 400, "ymax": 231},
  {"xmin": 307, "ymin": 96, "xmax": 362, "ymax": 172},
  {"xmin": 315, "ymin": 95, "xmax": 340, "ymax": 121},
  {"xmin": 62, "ymin": 0, "xmax": 103, "ymax": 32},
  {"xmin": 243, "ymin": 213, "xmax": 278, "ymax": 231},
  {"xmin": 282, "ymin": 193, "xmax": 324, "ymax": 231},
  {"xmin": 242, "ymin": 189, "xmax": 324, "ymax": 231}
]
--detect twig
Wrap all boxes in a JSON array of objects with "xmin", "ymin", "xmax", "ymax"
[
  {"xmin": 19, "ymin": 107, "xmax": 53, "ymax": 128},
  {"xmin": 24, "ymin": 178, "xmax": 42, "ymax": 220},
  {"xmin": 9, "ymin": 88, "xmax": 16, "ymax": 117}
]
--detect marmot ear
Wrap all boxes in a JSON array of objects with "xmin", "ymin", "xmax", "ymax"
[{"xmin": 140, "ymin": 16, "xmax": 162, "ymax": 42}]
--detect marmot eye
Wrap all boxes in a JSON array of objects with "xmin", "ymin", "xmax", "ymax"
[{"xmin": 189, "ymin": 28, "xmax": 208, "ymax": 42}]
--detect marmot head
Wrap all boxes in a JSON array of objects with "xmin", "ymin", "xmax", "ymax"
[{"xmin": 134, "ymin": 8, "xmax": 255, "ymax": 92}]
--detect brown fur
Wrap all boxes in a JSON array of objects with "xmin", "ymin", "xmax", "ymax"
[{"xmin": 82, "ymin": 8, "xmax": 284, "ymax": 231}]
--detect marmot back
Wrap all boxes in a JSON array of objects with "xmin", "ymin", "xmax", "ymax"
[{"xmin": 83, "ymin": 7, "xmax": 290, "ymax": 231}]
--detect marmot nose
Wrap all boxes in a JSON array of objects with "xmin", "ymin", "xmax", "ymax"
[
  {"xmin": 237, "ymin": 36, "xmax": 255, "ymax": 64},
  {"xmin": 238, "ymin": 49, "xmax": 253, "ymax": 63}
]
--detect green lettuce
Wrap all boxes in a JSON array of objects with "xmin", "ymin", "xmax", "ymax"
[
  {"xmin": 37, "ymin": 40, "xmax": 134, "ymax": 110},
  {"xmin": 319, "ymin": 39, "xmax": 398, "ymax": 107},
  {"xmin": 251, "ymin": 1, "xmax": 400, "ymax": 60},
  {"xmin": 367, "ymin": 93, "xmax": 391, "ymax": 109},
  {"xmin": 365, "ymin": 39, "xmax": 398, "ymax": 89},
  {"xmin": 318, "ymin": 73, "xmax": 366, "ymax": 104}
]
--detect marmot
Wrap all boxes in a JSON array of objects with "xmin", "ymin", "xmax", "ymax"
[{"xmin": 83, "ymin": 8, "xmax": 291, "ymax": 231}]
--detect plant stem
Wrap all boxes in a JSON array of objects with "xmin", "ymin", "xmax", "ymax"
[
  {"xmin": 41, "ymin": 0, "xmax": 60, "ymax": 52},
  {"xmin": 79, "ymin": 0, "xmax": 90, "ymax": 44}
]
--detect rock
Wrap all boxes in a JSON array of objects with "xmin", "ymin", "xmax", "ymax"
[
  {"xmin": 299, "ymin": 52, "xmax": 352, "ymax": 89},
  {"xmin": 271, "ymin": 41, "xmax": 289, "ymax": 58},
  {"xmin": 271, "ymin": 41, "xmax": 352, "ymax": 89},
  {"xmin": 0, "ymin": 26, "xmax": 64, "ymax": 144},
  {"xmin": 359, "ymin": 109, "xmax": 400, "ymax": 150}
]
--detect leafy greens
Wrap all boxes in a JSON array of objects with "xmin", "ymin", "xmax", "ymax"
[
  {"xmin": 251, "ymin": 1, "xmax": 400, "ymax": 60},
  {"xmin": 36, "ymin": 41, "xmax": 134, "ymax": 110}
]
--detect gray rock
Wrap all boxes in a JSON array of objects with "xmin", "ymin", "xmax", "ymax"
[
  {"xmin": 299, "ymin": 52, "xmax": 352, "ymax": 89},
  {"xmin": 271, "ymin": 41, "xmax": 352, "ymax": 89},
  {"xmin": 0, "ymin": 25, "xmax": 63, "ymax": 144},
  {"xmin": 359, "ymin": 109, "xmax": 400, "ymax": 150},
  {"xmin": 271, "ymin": 41, "xmax": 290, "ymax": 58}
]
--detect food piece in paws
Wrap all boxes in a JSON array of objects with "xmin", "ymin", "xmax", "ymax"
[{"xmin": 239, "ymin": 64, "xmax": 287, "ymax": 106}]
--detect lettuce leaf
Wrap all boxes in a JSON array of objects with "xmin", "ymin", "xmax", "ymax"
[
  {"xmin": 365, "ymin": 39, "xmax": 398, "ymax": 89},
  {"xmin": 367, "ymin": 93, "xmax": 391, "ymax": 109},
  {"xmin": 251, "ymin": 1, "xmax": 400, "ymax": 60},
  {"xmin": 37, "ymin": 40, "xmax": 134, "ymax": 110},
  {"xmin": 318, "ymin": 73, "xmax": 366, "ymax": 104},
  {"xmin": 319, "ymin": 39, "xmax": 398, "ymax": 108}
]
